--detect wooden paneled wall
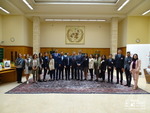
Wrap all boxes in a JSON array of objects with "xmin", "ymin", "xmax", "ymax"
[
  {"xmin": 3, "ymin": 46, "xmax": 33, "ymax": 61},
  {"xmin": 118, "ymin": 47, "xmax": 126, "ymax": 56},
  {"xmin": 40, "ymin": 47, "xmax": 110, "ymax": 57}
]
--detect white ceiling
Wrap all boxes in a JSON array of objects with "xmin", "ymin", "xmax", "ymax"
[{"xmin": 0, "ymin": 0, "xmax": 150, "ymax": 22}]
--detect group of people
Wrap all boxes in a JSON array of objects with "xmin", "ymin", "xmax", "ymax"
[{"xmin": 15, "ymin": 49, "xmax": 141, "ymax": 90}]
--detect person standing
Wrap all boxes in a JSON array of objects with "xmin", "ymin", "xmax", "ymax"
[
  {"xmin": 76, "ymin": 50, "xmax": 84, "ymax": 81},
  {"xmin": 64, "ymin": 53, "xmax": 72, "ymax": 80},
  {"xmin": 124, "ymin": 52, "xmax": 132, "ymax": 87},
  {"xmin": 57, "ymin": 51, "xmax": 65, "ymax": 80},
  {"xmin": 94, "ymin": 54, "xmax": 100, "ymax": 81},
  {"xmin": 49, "ymin": 54, "xmax": 55, "ymax": 81},
  {"xmin": 130, "ymin": 54, "xmax": 141, "ymax": 90},
  {"xmin": 107, "ymin": 54, "xmax": 115, "ymax": 83},
  {"xmin": 31, "ymin": 54, "xmax": 39, "ymax": 83},
  {"xmin": 52, "ymin": 49, "xmax": 60, "ymax": 80},
  {"xmin": 71, "ymin": 52, "xmax": 77, "ymax": 80},
  {"xmin": 42, "ymin": 52, "xmax": 49, "ymax": 82},
  {"xmin": 89, "ymin": 54, "xmax": 94, "ymax": 81},
  {"xmin": 115, "ymin": 49, "xmax": 125, "ymax": 85},
  {"xmin": 15, "ymin": 53, "xmax": 25, "ymax": 83},
  {"xmin": 24, "ymin": 54, "xmax": 32, "ymax": 84},
  {"xmin": 38, "ymin": 53, "xmax": 43, "ymax": 82},
  {"xmin": 100, "ymin": 55, "xmax": 107, "ymax": 82},
  {"xmin": 83, "ymin": 53, "xmax": 89, "ymax": 80}
]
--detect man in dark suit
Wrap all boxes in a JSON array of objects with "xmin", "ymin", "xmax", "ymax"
[
  {"xmin": 64, "ymin": 53, "xmax": 72, "ymax": 80},
  {"xmin": 124, "ymin": 52, "xmax": 132, "ymax": 87},
  {"xmin": 115, "ymin": 49, "xmax": 125, "ymax": 85},
  {"xmin": 76, "ymin": 50, "xmax": 84, "ymax": 81},
  {"xmin": 57, "ymin": 51, "xmax": 65, "ymax": 80},
  {"xmin": 52, "ymin": 49, "xmax": 60, "ymax": 80},
  {"xmin": 71, "ymin": 52, "xmax": 77, "ymax": 80},
  {"xmin": 43, "ymin": 52, "xmax": 49, "ymax": 82},
  {"xmin": 107, "ymin": 54, "xmax": 115, "ymax": 83}
]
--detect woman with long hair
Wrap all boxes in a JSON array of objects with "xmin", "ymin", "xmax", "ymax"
[
  {"xmin": 24, "ymin": 54, "xmax": 32, "ymax": 84},
  {"xmin": 100, "ymin": 55, "xmax": 107, "ymax": 82},
  {"xmin": 130, "ymin": 54, "xmax": 141, "ymax": 90},
  {"xmin": 38, "ymin": 53, "xmax": 43, "ymax": 82},
  {"xmin": 94, "ymin": 54, "xmax": 100, "ymax": 81},
  {"xmin": 31, "ymin": 54, "xmax": 39, "ymax": 83}
]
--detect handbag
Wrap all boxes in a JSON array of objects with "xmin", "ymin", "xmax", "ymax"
[{"xmin": 28, "ymin": 66, "xmax": 32, "ymax": 70}]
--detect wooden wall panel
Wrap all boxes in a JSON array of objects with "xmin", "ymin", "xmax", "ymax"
[
  {"xmin": 118, "ymin": 47, "xmax": 126, "ymax": 56},
  {"xmin": 40, "ymin": 47, "xmax": 110, "ymax": 57},
  {"xmin": 3, "ymin": 46, "xmax": 33, "ymax": 61}
]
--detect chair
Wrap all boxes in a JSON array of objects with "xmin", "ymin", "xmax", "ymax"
[{"xmin": 143, "ymin": 69, "xmax": 150, "ymax": 83}]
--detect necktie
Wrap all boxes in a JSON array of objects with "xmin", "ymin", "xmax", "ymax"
[{"xmin": 68, "ymin": 57, "xmax": 69, "ymax": 65}]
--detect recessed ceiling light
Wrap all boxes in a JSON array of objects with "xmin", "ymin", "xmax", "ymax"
[
  {"xmin": 117, "ymin": 0, "xmax": 130, "ymax": 11},
  {"xmin": 142, "ymin": 9, "xmax": 150, "ymax": 15},
  {"xmin": 45, "ymin": 19, "xmax": 106, "ymax": 22},
  {"xmin": 22, "ymin": 0, "xmax": 33, "ymax": 10},
  {"xmin": 0, "ymin": 7, "xmax": 10, "ymax": 14}
]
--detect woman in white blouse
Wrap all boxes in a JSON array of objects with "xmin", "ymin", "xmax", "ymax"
[
  {"xmin": 31, "ymin": 54, "xmax": 39, "ymax": 83},
  {"xmin": 89, "ymin": 54, "xmax": 94, "ymax": 81},
  {"xmin": 49, "ymin": 54, "xmax": 55, "ymax": 81},
  {"xmin": 24, "ymin": 54, "xmax": 32, "ymax": 84}
]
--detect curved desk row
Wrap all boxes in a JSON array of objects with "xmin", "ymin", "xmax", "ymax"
[{"xmin": 0, "ymin": 68, "xmax": 16, "ymax": 84}]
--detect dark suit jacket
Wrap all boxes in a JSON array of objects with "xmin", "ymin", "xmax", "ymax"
[
  {"xmin": 100, "ymin": 59, "xmax": 107, "ymax": 71},
  {"xmin": 83, "ymin": 57, "xmax": 89, "ymax": 68},
  {"xmin": 115, "ymin": 54, "xmax": 125, "ymax": 68},
  {"xmin": 52, "ymin": 53, "xmax": 60, "ymax": 68},
  {"xmin": 71, "ymin": 55, "xmax": 77, "ymax": 67},
  {"xmin": 64, "ymin": 56, "xmax": 72, "ymax": 67},
  {"xmin": 43, "ymin": 56, "xmax": 49, "ymax": 68},
  {"xmin": 57, "ymin": 55, "xmax": 65, "ymax": 67},
  {"xmin": 107, "ymin": 58, "xmax": 115, "ymax": 69},
  {"xmin": 76, "ymin": 54, "xmax": 84, "ymax": 67}
]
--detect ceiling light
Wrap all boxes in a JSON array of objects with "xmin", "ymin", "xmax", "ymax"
[
  {"xmin": 142, "ymin": 9, "xmax": 150, "ymax": 15},
  {"xmin": 45, "ymin": 19, "xmax": 106, "ymax": 22},
  {"xmin": 117, "ymin": 0, "xmax": 130, "ymax": 11},
  {"xmin": 22, "ymin": 0, "xmax": 33, "ymax": 10},
  {"xmin": 0, "ymin": 7, "xmax": 10, "ymax": 14}
]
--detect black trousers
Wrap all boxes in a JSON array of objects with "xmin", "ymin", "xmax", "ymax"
[
  {"xmin": 76, "ymin": 66, "xmax": 83, "ymax": 80},
  {"xmin": 125, "ymin": 68, "xmax": 132, "ymax": 86},
  {"xmin": 71, "ymin": 66, "xmax": 77, "ymax": 79},
  {"xmin": 43, "ymin": 68, "xmax": 48, "ymax": 81},
  {"xmin": 58, "ymin": 66, "xmax": 64, "ymax": 80},
  {"xmin": 65, "ymin": 66, "xmax": 70, "ymax": 80},
  {"xmin": 49, "ymin": 70, "xmax": 55, "ymax": 80},
  {"xmin": 116, "ymin": 68, "xmax": 123, "ymax": 83},
  {"xmin": 89, "ymin": 69, "xmax": 93, "ymax": 80},
  {"xmin": 16, "ymin": 68, "xmax": 23, "ymax": 82},
  {"xmin": 107, "ymin": 68, "xmax": 114, "ymax": 82},
  {"xmin": 101, "ymin": 69, "xmax": 106, "ymax": 81}
]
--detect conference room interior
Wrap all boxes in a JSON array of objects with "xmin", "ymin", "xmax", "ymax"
[{"xmin": 0, "ymin": 0, "xmax": 150, "ymax": 113}]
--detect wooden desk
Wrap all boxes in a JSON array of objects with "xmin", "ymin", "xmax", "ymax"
[{"xmin": 0, "ymin": 68, "xmax": 16, "ymax": 83}]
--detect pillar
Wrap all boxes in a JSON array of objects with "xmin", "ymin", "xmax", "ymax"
[
  {"xmin": 110, "ymin": 17, "xmax": 118, "ymax": 56},
  {"xmin": 33, "ymin": 16, "xmax": 40, "ymax": 54}
]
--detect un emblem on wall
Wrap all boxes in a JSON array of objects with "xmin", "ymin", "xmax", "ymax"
[{"xmin": 66, "ymin": 26, "xmax": 85, "ymax": 44}]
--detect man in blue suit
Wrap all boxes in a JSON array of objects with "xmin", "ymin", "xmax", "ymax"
[
  {"xmin": 107, "ymin": 54, "xmax": 115, "ymax": 83},
  {"xmin": 64, "ymin": 53, "xmax": 72, "ymax": 80},
  {"xmin": 115, "ymin": 49, "xmax": 125, "ymax": 85},
  {"xmin": 76, "ymin": 50, "xmax": 84, "ymax": 81},
  {"xmin": 124, "ymin": 52, "xmax": 132, "ymax": 87},
  {"xmin": 52, "ymin": 49, "xmax": 60, "ymax": 80},
  {"xmin": 57, "ymin": 51, "xmax": 65, "ymax": 80},
  {"xmin": 43, "ymin": 52, "xmax": 49, "ymax": 82},
  {"xmin": 71, "ymin": 52, "xmax": 77, "ymax": 80}
]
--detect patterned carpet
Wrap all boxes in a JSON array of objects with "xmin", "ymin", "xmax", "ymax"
[{"xmin": 6, "ymin": 79, "xmax": 150, "ymax": 94}]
